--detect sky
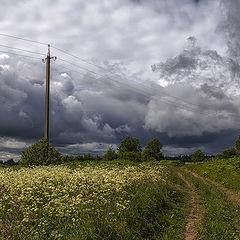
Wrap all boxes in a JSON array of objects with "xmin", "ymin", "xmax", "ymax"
[{"xmin": 0, "ymin": 0, "xmax": 240, "ymax": 161}]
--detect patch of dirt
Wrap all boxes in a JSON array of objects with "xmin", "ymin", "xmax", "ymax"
[{"xmin": 175, "ymin": 171, "xmax": 202, "ymax": 240}]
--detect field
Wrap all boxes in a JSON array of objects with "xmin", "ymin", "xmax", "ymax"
[
  {"xmin": 0, "ymin": 161, "xmax": 188, "ymax": 240},
  {"xmin": 1, "ymin": 159, "xmax": 240, "ymax": 240}
]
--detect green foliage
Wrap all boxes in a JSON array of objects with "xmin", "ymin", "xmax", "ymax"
[
  {"xmin": 236, "ymin": 135, "xmax": 240, "ymax": 154},
  {"xmin": 75, "ymin": 154, "xmax": 84, "ymax": 161},
  {"xmin": 102, "ymin": 146, "xmax": 118, "ymax": 161},
  {"xmin": 83, "ymin": 153, "xmax": 95, "ymax": 161},
  {"xmin": 19, "ymin": 138, "xmax": 62, "ymax": 166},
  {"xmin": 61, "ymin": 153, "xmax": 96, "ymax": 163},
  {"xmin": 119, "ymin": 152, "xmax": 142, "ymax": 162},
  {"xmin": 142, "ymin": 138, "xmax": 163, "ymax": 161},
  {"xmin": 191, "ymin": 149, "xmax": 205, "ymax": 162},
  {"xmin": 118, "ymin": 136, "xmax": 142, "ymax": 153},
  {"xmin": 61, "ymin": 155, "xmax": 76, "ymax": 163},
  {"xmin": 220, "ymin": 147, "xmax": 237, "ymax": 159},
  {"xmin": 159, "ymin": 160, "xmax": 185, "ymax": 166}
]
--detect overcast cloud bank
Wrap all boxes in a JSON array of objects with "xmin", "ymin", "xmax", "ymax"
[{"xmin": 0, "ymin": 0, "xmax": 240, "ymax": 160}]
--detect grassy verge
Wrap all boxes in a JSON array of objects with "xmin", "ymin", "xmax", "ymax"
[
  {"xmin": 186, "ymin": 157, "xmax": 240, "ymax": 193},
  {"xmin": 0, "ymin": 162, "xmax": 188, "ymax": 239},
  {"xmin": 180, "ymin": 169, "xmax": 240, "ymax": 240}
]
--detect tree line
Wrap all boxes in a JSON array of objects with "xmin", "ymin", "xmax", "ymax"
[
  {"xmin": 18, "ymin": 136, "xmax": 164, "ymax": 166},
  {"xmin": 2, "ymin": 135, "xmax": 240, "ymax": 166}
]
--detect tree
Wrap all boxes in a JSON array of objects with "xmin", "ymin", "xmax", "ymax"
[
  {"xmin": 142, "ymin": 138, "xmax": 163, "ymax": 161},
  {"xmin": 221, "ymin": 147, "xmax": 236, "ymax": 159},
  {"xmin": 191, "ymin": 149, "xmax": 205, "ymax": 162},
  {"xmin": 102, "ymin": 146, "xmax": 118, "ymax": 161},
  {"xmin": 118, "ymin": 136, "xmax": 142, "ymax": 153},
  {"xmin": 236, "ymin": 135, "xmax": 240, "ymax": 154},
  {"xmin": 19, "ymin": 138, "xmax": 62, "ymax": 166}
]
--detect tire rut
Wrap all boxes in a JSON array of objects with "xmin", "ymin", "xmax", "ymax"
[
  {"xmin": 184, "ymin": 168, "xmax": 240, "ymax": 236},
  {"xmin": 185, "ymin": 169, "xmax": 240, "ymax": 206},
  {"xmin": 174, "ymin": 170, "xmax": 202, "ymax": 240}
]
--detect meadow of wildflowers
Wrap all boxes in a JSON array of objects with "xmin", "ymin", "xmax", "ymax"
[{"xmin": 0, "ymin": 162, "xmax": 187, "ymax": 239}]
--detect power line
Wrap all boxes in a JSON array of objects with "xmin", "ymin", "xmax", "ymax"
[
  {"xmin": 0, "ymin": 33, "xmax": 48, "ymax": 46},
  {"xmin": 52, "ymin": 46, "xmax": 102, "ymax": 69},
  {"xmin": 0, "ymin": 34, "xmax": 230, "ymax": 116},
  {"xmin": 0, "ymin": 50, "xmax": 42, "ymax": 60},
  {"xmin": 0, "ymin": 48, "xmax": 237, "ymax": 119},
  {"xmin": 52, "ymin": 45, "xmax": 219, "ymax": 114},
  {"xmin": 54, "ymin": 60, "xmax": 222, "ymax": 117},
  {"xmin": 56, "ymin": 57, "xmax": 224, "ymax": 116},
  {"xmin": 0, "ymin": 44, "xmax": 45, "ymax": 56},
  {"xmin": 54, "ymin": 61, "xmax": 149, "ymax": 100},
  {"xmin": 57, "ymin": 58, "xmax": 105, "ymax": 78},
  {"xmin": 0, "ymin": 34, "xmax": 238, "ymax": 119},
  {"xmin": 55, "ymin": 59, "xmax": 240, "ymax": 120}
]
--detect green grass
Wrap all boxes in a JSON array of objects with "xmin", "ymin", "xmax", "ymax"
[
  {"xmin": 186, "ymin": 157, "xmax": 240, "ymax": 193},
  {"xmin": 180, "ymin": 169, "xmax": 240, "ymax": 240},
  {"xmin": 0, "ymin": 162, "xmax": 188, "ymax": 240}
]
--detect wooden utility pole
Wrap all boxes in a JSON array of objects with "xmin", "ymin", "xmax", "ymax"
[{"xmin": 42, "ymin": 45, "xmax": 56, "ymax": 142}]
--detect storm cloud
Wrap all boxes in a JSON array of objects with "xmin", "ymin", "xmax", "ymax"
[{"xmin": 0, "ymin": 0, "xmax": 240, "ymax": 160}]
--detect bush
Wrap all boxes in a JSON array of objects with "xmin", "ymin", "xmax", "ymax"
[
  {"xmin": 119, "ymin": 152, "xmax": 142, "ymax": 162},
  {"xmin": 191, "ymin": 149, "xmax": 205, "ymax": 162},
  {"xmin": 83, "ymin": 153, "xmax": 95, "ymax": 161},
  {"xmin": 19, "ymin": 138, "xmax": 62, "ymax": 166},
  {"xmin": 221, "ymin": 147, "xmax": 237, "ymax": 159},
  {"xmin": 102, "ymin": 147, "xmax": 118, "ymax": 161},
  {"xmin": 142, "ymin": 138, "xmax": 163, "ymax": 161},
  {"xmin": 61, "ymin": 155, "xmax": 76, "ymax": 163},
  {"xmin": 76, "ymin": 154, "xmax": 84, "ymax": 162}
]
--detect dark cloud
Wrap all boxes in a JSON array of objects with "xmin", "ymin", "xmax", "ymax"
[
  {"xmin": 1, "ymin": 0, "xmax": 240, "ymax": 160},
  {"xmin": 1, "ymin": 38, "xmax": 240, "ymax": 160}
]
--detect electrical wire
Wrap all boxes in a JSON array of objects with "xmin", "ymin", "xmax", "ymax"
[
  {"xmin": 0, "ymin": 34, "xmax": 231, "ymax": 116},
  {"xmin": 0, "ymin": 33, "xmax": 48, "ymax": 46},
  {"xmin": 57, "ymin": 58, "xmax": 105, "ymax": 78},
  {"xmin": 53, "ymin": 61, "xmax": 150, "ymax": 101},
  {"xmin": 52, "ymin": 45, "xmax": 221, "ymax": 114},
  {"xmin": 53, "ymin": 61, "xmax": 223, "ymax": 117},
  {"xmin": 0, "ymin": 34, "xmax": 239, "ymax": 119},
  {"xmin": 0, "ymin": 50, "xmax": 43, "ymax": 60},
  {"xmin": 0, "ymin": 44, "xmax": 45, "ymax": 56},
  {"xmin": 56, "ymin": 57, "xmax": 227, "ymax": 116}
]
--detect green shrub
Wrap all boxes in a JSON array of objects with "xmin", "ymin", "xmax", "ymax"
[
  {"xmin": 119, "ymin": 152, "xmax": 142, "ymax": 162},
  {"xmin": 221, "ymin": 147, "xmax": 236, "ymax": 159},
  {"xmin": 102, "ymin": 147, "xmax": 118, "ymax": 161},
  {"xmin": 76, "ymin": 154, "xmax": 84, "ymax": 162},
  {"xmin": 19, "ymin": 138, "xmax": 62, "ymax": 166},
  {"xmin": 61, "ymin": 155, "xmax": 76, "ymax": 163},
  {"xmin": 83, "ymin": 153, "xmax": 95, "ymax": 161}
]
